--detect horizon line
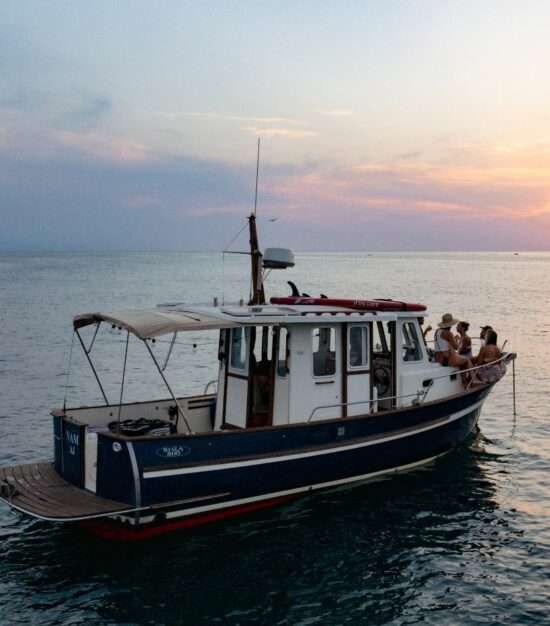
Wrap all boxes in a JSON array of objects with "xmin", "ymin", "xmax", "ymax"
[{"xmin": 0, "ymin": 248, "xmax": 547, "ymax": 255}]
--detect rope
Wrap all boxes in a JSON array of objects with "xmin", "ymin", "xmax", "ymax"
[
  {"xmin": 222, "ymin": 219, "xmax": 249, "ymax": 306},
  {"xmin": 223, "ymin": 220, "xmax": 248, "ymax": 252}
]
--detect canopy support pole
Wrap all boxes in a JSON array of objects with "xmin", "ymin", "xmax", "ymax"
[
  {"xmin": 117, "ymin": 330, "xmax": 130, "ymax": 425},
  {"xmin": 63, "ymin": 331, "xmax": 76, "ymax": 411},
  {"xmin": 75, "ymin": 329, "xmax": 109, "ymax": 405},
  {"xmin": 162, "ymin": 332, "xmax": 177, "ymax": 372},
  {"xmin": 142, "ymin": 339, "xmax": 193, "ymax": 435},
  {"xmin": 86, "ymin": 321, "xmax": 101, "ymax": 354}
]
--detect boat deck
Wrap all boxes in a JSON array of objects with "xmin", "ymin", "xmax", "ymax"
[{"xmin": 0, "ymin": 462, "xmax": 134, "ymax": 522}]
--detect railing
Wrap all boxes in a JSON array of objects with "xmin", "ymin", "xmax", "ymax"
[
  {"xmin": 203, "ymin": 379, "xmax": 218, "ymax": 395},
  {"xmin": 426, "ymin": 352, "xmax": 515, "ymax": 382},
  {"xmin": 422, "ymin": 352, "xmax": 516, "ymax": 401},
  {"xmin": 308, "ymin": 352, "xmax": 516, "ymax": 422},
  {"xmin": 308, "ymin": 391, "xmax": 427, "ymax": 421}
]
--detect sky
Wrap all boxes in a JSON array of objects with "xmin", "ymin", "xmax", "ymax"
[{"xmin": 2, "ymin": 1, "xmax": 550, "ymax": 251}]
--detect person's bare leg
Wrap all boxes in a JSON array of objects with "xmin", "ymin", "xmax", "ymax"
[{"xmin": 448, "ymin": 353, "xmax": 475, "ymax": 386}]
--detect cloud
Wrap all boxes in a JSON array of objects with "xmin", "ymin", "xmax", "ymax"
[
  {"xmin": 150, "ymin": 111, "xmax": 316, "ymax": 140},
  {"xmin": 152, "ymin": 111, "xmax": 302, "ymax": 126},
  {"xmin": 0, "ymin": 128, "xmax": 257, "ymax": 251},
  {"xmin": 0, "ymin": 26, "xmax": 111, "ymax": 134},
  {"xmin": 252, "ymin": 142, "xmax": 550, "ymax": 251},
  {"xmin": 394, "ymin": 151, "xmax": 422, "ymax": 160},
  {"xmin": 315, "ymin": 109, "xmax": 353, "ymax": 118},
  {"xmin": 245, "ymin": 126, "xmax": 316, "ymax": 139},
  {"xmin": 52, "ymin": 129, "xmax": 151, "ymax": 163},
  {"xmin": 1, "ymin": 128, "xmax": 550, "ymax": 252},
  {"xmin": 54, "ymin": 95, "xmax": 112, "ymax": 132}
]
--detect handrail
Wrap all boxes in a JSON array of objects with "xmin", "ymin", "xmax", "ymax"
[
  {"xmin": 203, "ymin": 379, "xmax": 218, "ymax": 395},
  {"xmin": 308, "ymin": 352, "xmax": 516, "ymax": 422},
  {"xmin": 308, "ymin": 391, "xmax": 427, "ymax": 422},
  {"xmin": 421, "ymin": 352, "xmax": 515, "ymax": 402},
  {"xmin": 425, "ymin": 336, "xmax": 485, "ymax": 346},
  {"xmin": 427, "ymin": 352, "xmax": 515, "ymax": 382}
]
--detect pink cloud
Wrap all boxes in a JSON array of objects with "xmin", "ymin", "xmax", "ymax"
[{"xmin": 259, "ymin": 146, "xmax": 550, "ymax": 227}]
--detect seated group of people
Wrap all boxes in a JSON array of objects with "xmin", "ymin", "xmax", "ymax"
[{"xmin": 426, "ymin": 314, "xmax": 504, "ymax": 385}]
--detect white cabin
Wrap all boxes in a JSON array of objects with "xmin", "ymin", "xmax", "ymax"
[{"xmin": 155, "ymin": 302, "xmax": 464, "ymax": 430}]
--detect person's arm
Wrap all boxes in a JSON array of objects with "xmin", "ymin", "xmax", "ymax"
[{"xmin": 422, "ymin": 324, "xmax": 432, "ymax": 339}]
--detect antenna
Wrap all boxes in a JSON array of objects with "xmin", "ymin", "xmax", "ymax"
[{"xmin": 253, "ymin": 137, "xmax": 260, "ymax": 215}]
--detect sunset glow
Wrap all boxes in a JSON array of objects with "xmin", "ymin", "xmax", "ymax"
[{"xmin": 2, "ymin": 1, "xmax": 550, "ymax": 250}]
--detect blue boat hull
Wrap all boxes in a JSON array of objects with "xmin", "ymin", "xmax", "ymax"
[{"xmin": 81, "ymin": 385, "xmax": 491, "ymax": 535}]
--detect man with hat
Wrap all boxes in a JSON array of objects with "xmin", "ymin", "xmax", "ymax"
[{"xmin": 434, "ymin": 313, "xmax": 475, "ymax": 383}]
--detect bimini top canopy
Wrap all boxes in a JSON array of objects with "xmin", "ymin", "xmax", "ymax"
[{"xmin": 73, "ymin": 309, "xmax": 238, "ymax": 339}]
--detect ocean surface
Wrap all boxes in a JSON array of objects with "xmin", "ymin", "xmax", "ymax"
[{"xmin": 0, "ymin": 251, "xmax": 548, "ymax": 626}]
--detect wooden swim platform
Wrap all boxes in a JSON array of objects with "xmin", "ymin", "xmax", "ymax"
[{"xmin": 0, "ymin": 462, "xmax": 134, "ymax": 522}]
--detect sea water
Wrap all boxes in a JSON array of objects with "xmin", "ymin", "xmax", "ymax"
[{"xmin": 0, "ymin": 251, "xmax": 548, "ymax": 625}]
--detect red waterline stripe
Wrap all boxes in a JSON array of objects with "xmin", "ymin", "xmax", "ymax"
[{"xmin": 80, "ymin": 494, "xmax": 297, "ymax": 541}]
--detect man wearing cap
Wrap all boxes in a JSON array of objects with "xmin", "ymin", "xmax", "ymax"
[{"xmin": 434, "ymin": 313, "xmax": 475, "ymax": 381}]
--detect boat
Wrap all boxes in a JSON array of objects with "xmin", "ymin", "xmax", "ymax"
[{"xmin": 0, "ymin": 214, "xmax": 516, "ymax": 540}]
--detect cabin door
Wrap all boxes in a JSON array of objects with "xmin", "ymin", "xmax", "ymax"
[
  {"xmin": 291, "ymin": 325, "xmax": 342, "ymax": 421},
  {"xmin": 224, "ymin": 327, "xmax": 250, "ymax": 428},
  {"xmin": 247, "ymin": 326, "xmax": 275, "ymax": 428},
  {"xmin": 345, "ymin": 324, "xmax": 371, "ymax": 416}
]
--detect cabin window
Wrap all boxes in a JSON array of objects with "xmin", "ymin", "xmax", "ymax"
[
  {"xmin": 312, "ymin": 327, "xmax": 336, "ymax": 376},
  {"xmin": 349, "ymin": 325, "xmax": 369, "ymax": 369},
  {"xmin": 229, "ymin": 327, "xmax": 249, "ymax": 372},
  {"xmin": 277, "ymin": 327, "xmax": 289, "ymax": 377},
  {"xmin": 373, "ymin": 321, "xmax": 390, "ymax": 355},
  {"xmin": 252, "ymin": 326, "xmax": 273, "ymax": 365},
  {"xmin": 402, "ymin": 321, "xmax": 422, "ymax": 362}
]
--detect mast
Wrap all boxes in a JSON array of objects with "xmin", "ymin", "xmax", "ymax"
[
  {"xmin": 248, "ymin": 213, "xmax": 265, "ymax": 305},
  {"xmin": 249, "ymin": 138, "xmax": 265, "ymax": 305}
]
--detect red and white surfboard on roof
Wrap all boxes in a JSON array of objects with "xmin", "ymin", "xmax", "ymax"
[{"xmin": 270, "ymin": 296, "xmax": 427, "ymax": 312}]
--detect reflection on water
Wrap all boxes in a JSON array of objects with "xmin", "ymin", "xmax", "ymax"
[
  {"xmin": 0, "ymin": 440, "xmax": 537, "ymax": 626},
  {"xmin": 1, "ymin": 251, "xmax": 549, "ymax": 625}
]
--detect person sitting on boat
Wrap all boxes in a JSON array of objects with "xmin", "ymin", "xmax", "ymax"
[
  {"xmin": 418, "ymin": 317, "xmax": 434, "ymax": 360},
  {"xmin": 479, "ymin": 325, "xmax": 493, "ymax": 347},
  {"xmin": 473, "ymin": 329, "xmax": 504, "ymax": 383},
  {"xmin": 434, "ymin": 313, "xmax": 475, "ymax": 381},
  {"xmin": 456, "ymin": 321, "xmax": 472, "ymax": 358}
]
